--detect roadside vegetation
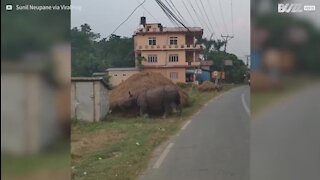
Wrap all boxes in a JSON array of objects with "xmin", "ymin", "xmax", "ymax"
[
  {"xmin": 71, "ymin": 84, "xmax": 235, "ymax": 180},
  {"xmin": 1, "ymin": 140, "xmax": 70, "ymax": 180}
]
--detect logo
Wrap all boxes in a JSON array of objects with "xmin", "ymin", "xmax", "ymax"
[
  {"xmin": 278, "ymin": 3, "xmax": 316, "ymax": 13},
  {"xmin": 6, "ymin": 4, "xmax": 13, "ymax": 11},
  {"xmin": 304, "ymin": 5, "xmax": 316, "ymax": 12},
  {"xmin": 278, "ymin": 3, "xmax": 303, "ymax": 13}
]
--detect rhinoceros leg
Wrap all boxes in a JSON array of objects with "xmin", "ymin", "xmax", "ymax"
[
  {"xmin": 177, "ymin": 104, "xmax": 182, "ymax": 116},
  {"xmin": 170, "ymin": 102, "xmax": 182, "ymax": 116},
  {"xmin": 139, "ymin": 105, "xmax": 148, "ymax": 118},
  {"xmin": 162, "ymin": 105, "xmax": 170, "ymax": 119}
]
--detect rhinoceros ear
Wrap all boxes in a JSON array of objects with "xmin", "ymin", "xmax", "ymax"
[{"xmin": 129, "ymin": 91, "xmax": 133, "ymax": 97}]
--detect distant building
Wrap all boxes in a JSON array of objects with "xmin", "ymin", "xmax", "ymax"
[
  {"xmin": 105, "ymin": 17, "xmax": 206, "ymax": 86},
  {"xmin": 105, "ymin": 67, "xmax": 139, "ymax": 86},
  {"xmin": 134, "ymin": 17, "xmax": 204, "ymax": 83}
]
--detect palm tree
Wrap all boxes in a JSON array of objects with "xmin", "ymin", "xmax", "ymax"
[
  {"xmin": 213, "ymin": 39, "xmax": 226, "ymax": 52},
  {"xmin": 199, "ymin": 38, "xmax": 226, "ymax": 59}
]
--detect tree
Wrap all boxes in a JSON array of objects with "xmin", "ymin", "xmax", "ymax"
[
  {"xmin": 197, "ymin": 37, "xmax": 247, "ymax": 83},
  {"xmin": 199, "ymin": 38, "xmax": 226, "ymax": 59},
  {"xmin": 206, "ymin": 48, "xmax": 247, "ymax": 83},
  {"xmin": 71, "ymin": 24, "xmax": 135, "ymax": 77},
  {"xmin": 212, "ymin": 40, "xmax": 226, "ymax": 51}
]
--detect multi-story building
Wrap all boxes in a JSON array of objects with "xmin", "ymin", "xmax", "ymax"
[{"xmin": 134, "ymin": 17, "xmax": 204, "ymax": 83}]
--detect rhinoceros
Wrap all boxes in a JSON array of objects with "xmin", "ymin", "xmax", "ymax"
[{"xmin": 120, "ymin": 85, "xmax": 182, "ymax": 118}]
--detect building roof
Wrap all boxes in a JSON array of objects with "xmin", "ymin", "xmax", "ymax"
[
  {"xmin": 134, "ymin": 26, "xmax": 203, "ymax": 35},
  {"xmin": 163, "ymin": 27, "xmax": 203, "ymax": 32},
  {"xmin": 71, "ymin": 77, "xmax": 110, "ymax": 89},
  {"xmin": 106, "ymin": 67, "xmax": 140, "ymax": 71},
  {"xmin": 72, "ymin": 77, "xmax": 105, "ymax": 81},
  {"xmin": 92, "ymin": 72, "xmax": 106, "ymax": 76}
]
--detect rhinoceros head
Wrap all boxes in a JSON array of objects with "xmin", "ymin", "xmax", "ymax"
[{"xmin": 119, "ymin": 91, "xmax": 137, "ymax": 109}]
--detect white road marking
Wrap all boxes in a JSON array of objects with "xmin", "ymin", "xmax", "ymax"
[
  {"xmin": 241, "ymin": 93, "xmax": 250, "ymax": 116},
  {"xmin": 181, "ymin": 120, "xmax": 192, "ymax": 130},
  {"xmin": 153, "ymin": 143, "xmax": 174, "ymax": 169}
]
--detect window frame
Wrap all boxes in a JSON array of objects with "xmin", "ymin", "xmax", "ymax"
[
  {"xmin": 168, "ymin": 54, "xmax": 179, "ymax": 63},
  {"xmin": 169, "ymin": 72, "xmax": 179, "ymax": 80},
  {"xmin": 169, "ymin": 37, "xmax": 178, "ymax": 45},
  {"xmin": 148, "ymin": 37, "xmax": 157, "ymax": 45},
  {"xmin": 147, "ymin": 55, "xmax": 158, "ymax": 63}
]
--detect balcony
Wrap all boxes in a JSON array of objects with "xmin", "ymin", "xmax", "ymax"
[
  {"xmin": 136, "ymin": 44, "xmax": 202, "ymax": 51},
  {"xmin": 186, "ymin": 61, "xmax": 201, "ymax": 67},
  {"xmin": 142, "ymin": 60, "xmax": 201, "ymax": 68}
]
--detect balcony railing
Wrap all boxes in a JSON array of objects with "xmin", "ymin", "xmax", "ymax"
[{"xmin": 137, "ymin": 44, "xmax": 202, "ymax": 51}]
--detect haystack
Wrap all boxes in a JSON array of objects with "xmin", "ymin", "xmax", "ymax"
[
  {"xmin": 110, "ymin": 72, "xmax": 189, "ymax": 111},
  {"xmin": 197, "ymin": 81, "xmax": 216, "ymax": 92}
]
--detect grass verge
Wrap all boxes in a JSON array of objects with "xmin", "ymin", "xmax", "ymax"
[
  {"xmin": 71, "ymin": 84, "xmax": 235, "ymax": 180},
  {"xmin": 1, "ymin": 140, "xmax": 70, "ymax": 180}
]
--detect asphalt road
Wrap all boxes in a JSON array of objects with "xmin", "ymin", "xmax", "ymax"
[
  {"xmin": 251, "ymin": 83, "xmax": 320, "ymax": 180},
  {"xmin": 140, "ymin": 86, "xmax": 250, "ymax": 180}
]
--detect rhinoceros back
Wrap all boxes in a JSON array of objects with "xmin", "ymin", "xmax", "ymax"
[{"xmin": 144, "ymin": 85, "xmax": 180, "ymax": 114}]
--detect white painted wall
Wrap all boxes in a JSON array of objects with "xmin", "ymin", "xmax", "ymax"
[{"xmin": 71, "ymin": 80, "xmax": 109, "ymax": 122}]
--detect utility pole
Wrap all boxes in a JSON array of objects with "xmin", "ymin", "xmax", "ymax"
[
  {"xmin": 221, "ymin": 34, "xmax": 234, "ymax": 53},
  {"xmin": 244, "ymin": 55, "xmax": 250, "ymax": 68},
  {"xmin": 244, "ymin": 54, "xmax": 250, "ymax": 84},
  {"xmin": 209, "ymin": 33, "xmax": 214, "ymax": 40},
  {"xmin": 220, "ymin": 34, "xmax": 234, "ymax": 83}
]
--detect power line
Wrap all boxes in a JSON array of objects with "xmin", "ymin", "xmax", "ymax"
[
  {"xmin": 135, "ymin": 0, "xmax": 159, "ymax": 22},
  {"xmin": 181, "ymin": 0, "xmax": 197, "ymax": 26},
  {"xmin": 156, "ymin": 0, "xmax": 179, "ymax": 27},
  {"xmin": 156, "ymin": 0, "xmax": 181, "ymax": 27},
  {"xmin": 186, "ymin": 0, "xmax": 210, "ymax": 37},
  {"xmin": 156, "ymin": 0, "xmax": 190, "ymax": 31},
  {"xmin": 156, "ymin": 0, "xmax": 180, "ymax": 27},
  {"xmin": 230, "ymin": 0, "xmax": 234, "ymax": 35},
  {"xmin": 107, "ymin": 0, "xmax": 146, "ymax": 39},
  {"xmin": 194, "ymin": 0, "xmax": 215, "ymax": 35},
  {"xmin": 218, "ymin": 0, "xmax": 228, "ymax": 35},
  {"xmin": 163, "ymin": 0, "xmax": 184, "ymax": 25},
  {"xmin": 206, "ymin": 0, "xmax": 222, "ymax": 36},
  {"xmin": 166, "ymin": 0, "xmax": 189, "ymax": 26},
  {"xmin": 199, "ymin": 0, "xmax": 216, "ymax": 38}
]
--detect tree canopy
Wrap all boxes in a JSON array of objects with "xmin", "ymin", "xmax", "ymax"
[
  {"xmin": 200, "ymin": 38, "xmax": 248, "ymax": 83},
  {"xmin": 71, "ymin": 24, "xmax": 134, "ymax": 77}
]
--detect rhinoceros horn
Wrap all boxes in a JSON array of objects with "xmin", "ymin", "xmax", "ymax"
[{"xmin": 128, "ymin": 91, "xmax": 133, "ymax": 97}]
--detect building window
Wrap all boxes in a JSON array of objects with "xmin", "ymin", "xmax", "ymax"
[
  {"xmin": 114, "ymin": 74, "xmax": 117, "ymax": 76},
  {"xmin": 169, "ymin": 37, "xmax": 178, "ymax": 45},
  {"xmin": 170, "ymin": 72, "xmax": 178, "ymax": 80},
  {"xmin": 123, "ymin": 74, "xmax": 126, "ymax": 76},
  {"xmin": 147, "ymin": 55, "xmax": 158, "ymax": 63},
  {"xmin": 148, "ymin": 37, "xmax": 156, "ymax": 45},
  {"xmin": 169, "ymin": 54, "xmax": 179, "ymax": 62}
]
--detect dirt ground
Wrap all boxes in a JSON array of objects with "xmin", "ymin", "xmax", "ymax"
[{"xmin": 71, "ymin": 128, "xmax": 124, "ymax": 162}]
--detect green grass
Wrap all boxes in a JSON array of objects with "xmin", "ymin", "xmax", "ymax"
[
  {"xmin": 1, "ymin": 140, "xmax": 70, "ymax": 179},
  {"xmin": 71, "ymin": 84, "xmax": 235, "ymax": 180}
]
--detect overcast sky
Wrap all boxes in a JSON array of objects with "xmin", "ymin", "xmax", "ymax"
[{"xmin": 71, "ymin": 0, "xmax": 250, "ymax": 59}]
